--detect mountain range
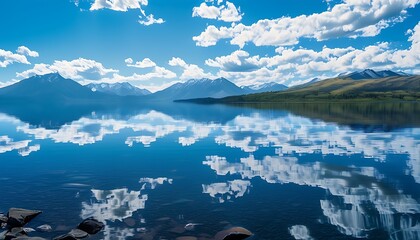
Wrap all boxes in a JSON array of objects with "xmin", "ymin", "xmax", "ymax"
[
  {"xmin": 338, "ymin": 69, "xmax": 409, "ymax": 80},
  {"xmin": 0, "ymin": 73, "xmax": 109, "ymax": 103},
  {"xmin": 148, "ymin": 78, "xmax": 288, "ymax": 101},
  {"xmin": 149, "ymin": 78, "xmax": 245, "ymax": 100},
  {"xmin": 86, "ymin": 82, "xmax": 151, "ymax": 96},
  {"xmin": 242, "ymin": 82, "xmax": 288, "ymax": 94},
  {"xmin": 0, "ymin": 69, "xmax": 417, "ymax": 103},
  {"xmin": 181, "ymin": 71, "xmax": 420, "ymax": 103}
]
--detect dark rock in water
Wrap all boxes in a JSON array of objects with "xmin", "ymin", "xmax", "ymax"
[
  {"xmin": 54, "ymin": 229, "xmax": 88, "ymax": 240},
  {"xmin": 36, "ymin": 224, "xmax": 52, "ymax": 232},
  {"xmin": 5, "ymin": 227, "xmax": 26, "ymax": 240},
  {"xmin": 0, "ymin": 214, "xmax": 7, "ymax": 224},
  {"xmin": 68, "ymin": 229, "xmax": 88, "ymax": 239},
  {"xmin": 77, "ymin": 218, "xmax": 104, "ymax": 235},
  {"xmin": 53, "ymin": 234, "xmax": 78, "ymax": 240},
  {"xmin": 169, "ymin": 225, "xmax": 185, "ymax": 234},
  {"xmin": 124, "ymin": 217, "xmax": 136, "ymax": 227},
  {"xmin": 7, "ymin": 208, "xmax": 42, "ymax": 228},
  {"xmin": 175, "ymin": 237, "xmax": 198, "ymax": 240},
  {"xmin": 214, "ymin": 227, "xmax": 253, "ymax": 240},
  {"xmin": 13, "ymin": 237, "xmax": 48, "ymax": 240}
]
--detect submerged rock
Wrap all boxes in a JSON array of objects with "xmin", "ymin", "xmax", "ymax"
[
  {"xmin": 76, "ymin": 218, "xmax": 104, "ymax": 235},
  {"xmin": 53, "ymin": 234, "xmax": 78, "ymax": 240},
  {"xmin": 36, "ymin": 224, "xmax": 52, "ymax": 232},
  {"xmin": 23, "ymin": 228, "xmax": 36, "ymax": 233},
  {"xmin": 68, "ymin": 229, "xmax": 88, "ymax": 239},
  {"xmin": 5, "ymin": 227, "xmax": 26, "ymax": 239},
  {"xmin": 124, "ymin": 218, "xmax": 136, "ymax": 227},
  {"xmin": 176, "ymin": 237, "xmax": 198, "ymax": 240},
  {"xmin": 0, "ymin": 214, "xmax": 7, "ymax": 224},
  {"xmin": 185, "ymin": 223, "xmax": 202, "ymax": 231},
  {"xmin": 214, "ymin": 227, "xmax": 253, "ymax": 240},
  {"xmin": 12, "ymin": 237, "xmax": 47, "ymax": 240},
  {"xmin": 7, "ymin": 208, "xmax": 42, "ymax": 228},
  {"xmin": 54, "ymin": 229, "xmax": 88, "ymax": 240}
]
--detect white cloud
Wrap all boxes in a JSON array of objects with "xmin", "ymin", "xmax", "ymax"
[
  {"xmin": 90, "ymin": 0, "xmax": 148, "ymax": 11},
  {"xmin": 0, "ymin": 46, "xmax": 38, "ymax": 68},
  {"xmin": 91, "ymin": 57, "xmax": 175, "ymax": 85},
  {"xmin": 125, "ymin": 57, "xmax": 156, "ymax": 68},
  {"xmin": 204, "ymin": 21, "xmax": 420, "ymax": 86},
  {"xmin": 14, "ymin": 56, "xmax": 176, "ymax": 91},
  {"xmin": 0, "ymin": 79, "xmax": 19, "ymax": 88},
  {"xmin": 205, "ymin": 50, "xmax": 259, "ymax": 72},
  {"xmin": 16, "ymin": 46, "xmax": 39, "ymax": 57},
  {"xmin": 139, "ymin": 14, "xmax": 165, "ymax": 26},
  {"xmin": 168, "ymin": 57, "xmax": 214, "ymax": 80},
  {"xmin": 16, "ymin": 58, "xmax": 118, "ymax": 81},
  {"xmin": 193, "ymin": 1, "xmax": 243, "ymax": 22},
  {"xmin": 87, "ymin": 0, "xmax": 165, "ymax": 26},
  {"xmin": 193, "ymin": 0, "xmax": 419, "ymax": 47},
  {"xmin": 103, "ymin": 66, "xmax": 176, "ymax": 82}
]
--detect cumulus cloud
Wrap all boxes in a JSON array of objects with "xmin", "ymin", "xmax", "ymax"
[
  {"xmin": 193, "ymin": 0, "xmax": 243, "ymax": 22},
  {"xmin": 205, "ymin": 21, "xmax": 420, "ymax": 86},
  {"xmin": 0, "ymin": 46, "xmax": 38, "ymax": 68},
  {"xmin": 168, "ymin": 57, "xmax": 214, "ymax": 80},
  {"xmin": 205, "ymin": 50, "xmax": 259, "ymax": 72},
  {"xmin": 90, "ymin": 0, "xmax": 148, "ymax": 11},
  {"xmin": 15, "ymin": 56, "xmax": 177, "ymax": 91},
  {"xmin": 193, "ymin": 0, "xmax": 419, "ymax": 47},
  {"xmin": 16, "ymin": 58, "xmax": 118, "ymax": 81},
  {"xmin": 125, "ymin": 57, "xmax": 156, "ymax": 68},
  {"xmin": 138, "ymin": 14, "xmax": 165, "ymax": 26},
  {"xmin": 16, "ymin": 46, "xmax": 39, "ymax": 57},
  {"xmin": 76, "ymin": 0, "xmax": 165, "ymax": 26},
  {"xmin": 102, "ymin": 57, "xmax": 177, "ymax": 83},
  {"xmin": 103, "ymin": 67, "xmax": 176, "ymax": 82}
]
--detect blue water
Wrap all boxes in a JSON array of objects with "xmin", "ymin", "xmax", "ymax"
[{"xmin": 0, "ymin": 103, "xmax": 419, "ymax": 240}]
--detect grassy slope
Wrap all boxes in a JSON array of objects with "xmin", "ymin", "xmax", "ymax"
[{"xmin": 216, "ymin": 76, "xmax": 420, "ymax": 103}]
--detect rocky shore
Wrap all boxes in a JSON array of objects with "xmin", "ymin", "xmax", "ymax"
[{"xmin": 0, "ymin": 208, "xmax": 253, "ymax": 240}]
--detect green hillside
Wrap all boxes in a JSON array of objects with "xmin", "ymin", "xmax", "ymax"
[{"xmin": 191, "ymin": 75, "xmax": 420, "ymax": 103}]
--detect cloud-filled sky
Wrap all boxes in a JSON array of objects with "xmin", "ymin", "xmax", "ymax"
[{"xmin": 0, "ymin": 0, "xmax": 419, "ymax": 91}]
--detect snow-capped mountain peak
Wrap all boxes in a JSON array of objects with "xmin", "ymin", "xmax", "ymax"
[{"xmin": 85, "ymin": 82, "xmax": 151, "ymax": 96}]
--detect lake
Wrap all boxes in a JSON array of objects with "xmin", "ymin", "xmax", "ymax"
[{"xmin": 0, "ymin": 102, "xmax": 419, "ymax": 240}]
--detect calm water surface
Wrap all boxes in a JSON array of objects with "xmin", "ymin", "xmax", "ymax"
[{"xmin": 0, "ymin": 103, "xmax": 419, "ymax": 240}]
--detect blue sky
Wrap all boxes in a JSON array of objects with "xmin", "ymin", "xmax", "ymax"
[{"xmin": 0, "ymin": 0, "xmax": 419, "ymax": 91}]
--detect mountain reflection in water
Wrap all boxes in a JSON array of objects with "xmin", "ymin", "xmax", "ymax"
[{"xmin": 0, "ymin": 102, "xmax": 418, "ymax": 239}]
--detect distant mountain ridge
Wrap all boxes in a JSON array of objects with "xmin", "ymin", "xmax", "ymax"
[
  {"xmin": 1, "ymin": 70, "xmax": 416, "ymax": 104},
  {"xmin": 149, "ymin": 78, "xmax": 288, "ymax": 100},
  {"xmin": 86, "ymin": 82, "xmax": 151, "ymax": 96},
  {"xmin": 242, "ymin": 82, "xmax": 288, "ymax": 94},
  {"xmin": 179, "ymin": 74, "xmax": 420, "ymax": 103},
  {"xmin": 0, "ymin": 74, "xmax": 289, "ymax": 102},
  {"xmin": 149, "ymin": 77, "xmax": 245, "ymax": 100},
  {"xmin": 339, "ymin": 69, "xmax": 408, "ymax": 80},
  {"xmin": 0, "ymin": 73, "xmax": 109, "ymax": 102}
]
